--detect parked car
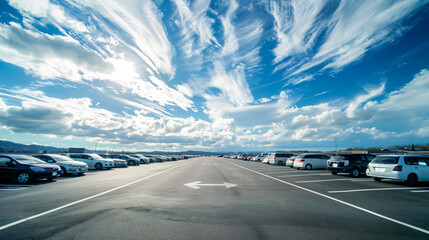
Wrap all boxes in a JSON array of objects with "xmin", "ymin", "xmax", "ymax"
[
  {"xmin": 327, "ymin": 153, "xmax": 375, "ymax": 177},
  {"xmin": 98, "ymin": 154, "xmax": 128, "ymax": 168},
  {"xmin": 293, "ymin": 154, "xmax": 331, "ymax": 170},
  {"xmin": 366, "ymin": 155, "xmax": 429, "ymax": 186},
  {"xmin": 33, "ymin": 154, "xmax": 88, "ymax": 176},
  {"xmin": 266, "ymin": 153, "xmax": 294, "ymax": 166},
  {"xmin": 110, "ymin": 154, "xmax": 140, "ymax": 166},
  {"xmin": 253, "ymin": 154, "xmax": 268, "ymax": 162},
  {"xmin": 0, "ymin": 154, "xmax": 61, "ymax": 184},
  {"xmin": 66, "ymin": 153, "xmax": 114, "ymax": 170},
  {"xmin": 129, "ymin": 154, "xmax": 151, "ymax": 164},
  {"xmin": 286, "ymin": 155, "xmax": 298, "ymax": 168}
]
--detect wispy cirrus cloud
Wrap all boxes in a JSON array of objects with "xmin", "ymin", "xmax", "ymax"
[
  {"xmin": 270, "ymin": 0, "xmax": 427, "ymax": 79},
  {"xmin": 1, "ymin": 0, "xmax": 193, "ymax": 111},
  {"xmin": 174, "ymin": 0, "xmax": 219, "ymax": 57}
]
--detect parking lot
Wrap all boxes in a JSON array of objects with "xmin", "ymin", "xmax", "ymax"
[{"xmin": 0, "ymin": 157, "xmax": 428, "ymax": 239}]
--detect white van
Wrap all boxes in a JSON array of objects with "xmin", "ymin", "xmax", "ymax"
[{"xmin": 266, "ymin": 153, "xmax": 294, "ymax": 166}]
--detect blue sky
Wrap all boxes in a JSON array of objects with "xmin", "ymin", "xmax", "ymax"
[{"xmin": 0, "ymin": 0, "xmax": 428, "ymax": 152}]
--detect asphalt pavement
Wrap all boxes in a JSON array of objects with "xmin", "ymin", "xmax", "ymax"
[{"xmin": 0, "ymin": 157, "xmax": 428, "ymax": 240}]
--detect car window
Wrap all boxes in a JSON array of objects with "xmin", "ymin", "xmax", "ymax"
[
  {"xmin": 330, "ymin": 156, "xmax": 345, "ymax": 161},
  {"xmin": 424, "ymin": 158, "xmax": 429, "ymax": 166},
  {"xmin": 366, "ymin": 155, "xmax": 375, "ymax": 161},
  {"xmin": 417, "ymin": 157, "xmax": 429, "ymax": 166},
  {"xmin": 0, "ymin": 157, "xmax": 10, "ymax": 167},
  {"xmin": 371, "ymin": 157, "xmax": 399, "ymax": 164},
  {"xmin": 404, "ymin": 157, "xmax": 418, "ymax": 165}
]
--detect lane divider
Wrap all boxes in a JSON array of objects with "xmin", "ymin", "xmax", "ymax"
[
  {"xmin": 0, "ymin": 159, "xmax": 196, "ymax": 231},
  {"xmin": 223, "ymin": 160, "xmax": 429, "ymax": 235}
]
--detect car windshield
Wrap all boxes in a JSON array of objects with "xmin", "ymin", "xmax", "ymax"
[
  {"xmin": 371, "ymin": 157, "xmax": 400, "ymax": 164},
  {"xmin": 51, "ymin": 155, "xmax": 75, "ymax": 162},
  {"xmin": 14, "ymin": 156, "xmax": 46, "ymax": 164},
  {"xmin": 330, "ymin": 156, "xmax": 346, "ymax": 161},
  {"xmin": 88, "ymin": 154, "xmax": 104, "ymax": 160}
]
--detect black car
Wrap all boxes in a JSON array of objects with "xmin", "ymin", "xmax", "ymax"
[
  {"xmin": 327, "ymin": 153, "xmax": 376, "ymax": 177},
  {"xmin": 0, "ymin": 154, "xmax": 61, "ymax": 184}
]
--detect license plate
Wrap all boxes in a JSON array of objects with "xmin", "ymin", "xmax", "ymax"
[
  {"xmin": 375, "ymin": 168, "xmax": 385, "ymax": 172},
  {"xmin": 332, "ymin": 163, "xmax": 338, "ymax": 167},
  {"xmin": 52, "ymin": 171, "xmax": 58, "ymax": 176}
]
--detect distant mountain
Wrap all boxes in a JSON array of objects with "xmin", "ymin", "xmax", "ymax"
[{"xmin": 0, "ymin": 140, "xmax": 66, "ymax": 153}]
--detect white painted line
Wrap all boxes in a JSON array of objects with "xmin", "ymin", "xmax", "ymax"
[
  {"xmin": 277, "ymin": 173, "xmax": 331, "ymax": 177},
  {"xmin": 296, "ymin": 179, "xmax": 353, "ymax": 183},
  {"xmin": 328, "ymin": 187, "xmax": 429, "ymax": 194},
  {"xmin": 224, "ymin": 160, "xmax": 429, "ymax": 235},
  {"xmin": 0, "ymin": 160, "xmax": 195, "ymax": 231},
  {"xmin": 261, "ymin": 171, "xmax": 302, "ymax": 174},
  {"xmin": 296, "ymin": 179, "xmax": 374, "ymax": 183},
  {"xmin": 184, "ymin": 181, "xmax": 237, "ymax": 189},
  {"xmin": 411, "ymin": 190, "xmax": 429, "ymax": 193}
]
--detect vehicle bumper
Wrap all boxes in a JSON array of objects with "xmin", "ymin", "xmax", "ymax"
[
  {"xmin": 67, "ymin": 167, "xmax": 88, "ymax": 174},
  {"xmin": 328, "ymin": 166, "xmax": 351, "ymax": 173},
  {"xmin": 293, "ymin": 162, "xmax": 304, "ymax": 168},
  {"xmin": 31, "ymin": 171, "xmax": 58, "ymax": 179},
  {"xmin": 366, "ymin": 170, "xmax": 407, "ymax": 180}
]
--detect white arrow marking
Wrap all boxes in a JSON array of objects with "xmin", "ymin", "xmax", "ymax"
[{"xmin": 184, "ymin": 181, "xmax": 237, "ymax": 189}]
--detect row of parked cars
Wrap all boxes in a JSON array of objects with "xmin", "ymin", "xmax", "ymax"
[
  {"xmin": 0, "ymin": 153, "xmax": 193, "ymax": 184},
  {"xmin": 226, "ymin": 152, "xmax": 429, "ymax": 186}
]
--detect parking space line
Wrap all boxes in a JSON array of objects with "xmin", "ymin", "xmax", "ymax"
[
  {"xmin": 411, "ymin": 190, "xmax": 429, "ymax": 193},
  {"xmin": 0, "ymin": 160, "xmax": 195, "ymax": 231},
  {"xmin": 296, "ymin": 179, "xmax": 352, "ymax": 183},
  {"xmin": 328, "ymin": 187, "xmax": 429, "ymax": 193},
  {"xmin": 277, "ymin": 173, "xmax": 331, "ymax": 177},
  {"xmin": 224, "ymin": 160, "xmax": 429, "ymax": 235},
  {"xmin": 261, "ymin": 171, "xmax": 302, "ymax": 174}
]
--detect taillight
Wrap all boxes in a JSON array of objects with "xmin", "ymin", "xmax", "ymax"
[
  {"xmin": 299, "ymin": 159, "xmax": 304, "ymax": 162},
  {"xmin": 393, "ymin": 165, "xmax": 402, "ymax": 171}
]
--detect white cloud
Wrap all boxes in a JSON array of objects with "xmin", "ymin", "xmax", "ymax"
[
  {"xmin": 270, "ymin": 0, "xmax": 427, "ymax": 79},
  {"xmin": 209, "ymin": 62, "xmax": 253, "ymax": 107},
  {"xmin": 174, "ymin": 0, "xmax": 219, "ymax": 57},
  {"xmin": 271, "ymin": 0, "xmax": 325, "ymax": 63}
]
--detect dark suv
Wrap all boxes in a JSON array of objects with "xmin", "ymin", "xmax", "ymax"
[{"xmin": 327, "ymin": 153, "xmax": 375, "ymax": 177}]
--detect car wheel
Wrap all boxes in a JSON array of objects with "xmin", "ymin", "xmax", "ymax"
[
  {"xmin": 95, "ymin": 163, "xmax": 102, "ymax": 170},
  {"xmin": 350, "ymin": 168, "xmax": 360, "ymax": 178},
  {"xmin": 277, "ymin": 161, "xmax": 283, "ymax": 166},
  {"xmin": 58, "ymin": 167, "xmax": 66, "ymax": 177},
  {"xmin": 406, "ymin": 174, "xmax": 418, "ymax": 186},
  {"xmin": 16, "ymin": 172, "xmax": 30, "ymax": 184},
  {"xmin": 331, "ymin": 171, "xmax": 338, "ymax": 175},
  {"xmin": 373, "ymin": 177, "xmax": 381, "ymax": 182},
  {"xmin": 305, "ymin": 164, "xmax": 312, "ymax": 170}
]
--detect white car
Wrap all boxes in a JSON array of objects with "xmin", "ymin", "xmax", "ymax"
[
  {"xmin": 253, "ymin": 154, "xmax": 268, "ymax": 162},
  {"xmin": 33, "ymin": 154, "xmax": 88, "ymax": 176},
  {"xmin": 130, "ymin": 154, "xmax": 151, "ymax": 164},
  {"xmin": 366, "ymin": 155, "xmax": 429, "ymax": 186},
  {"xmin": 293, "ymin": 154, "xmax": 331, "ymax": 170},
  {"xmin": 67, "ymin": 153, "xmax": 114, "ymax": 170},
  {"xmin": 266, "ymin": 153, "xmax": 293, "ymax": 166},
  {"xmin": 286, "ymin": 155, "xmax": 298, "ymax": 168}
]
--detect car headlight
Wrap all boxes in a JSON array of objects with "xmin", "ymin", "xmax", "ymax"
[{"xmin": 30, "ymin": 167, "xmax": 45, "ymax": 172}]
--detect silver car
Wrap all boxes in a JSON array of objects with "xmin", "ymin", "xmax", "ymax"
[{"xmin": 33, "ymin": 154, "xmax": 88, "ymax": 176}]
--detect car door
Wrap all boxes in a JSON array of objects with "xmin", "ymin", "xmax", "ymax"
[
  {"xmin": 416, "ymin": 157, "xmax": 429, "ymax": 181},
  {"xmin": 0, "ymin": 156, "xmax": 15, "ymax": 179}
]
